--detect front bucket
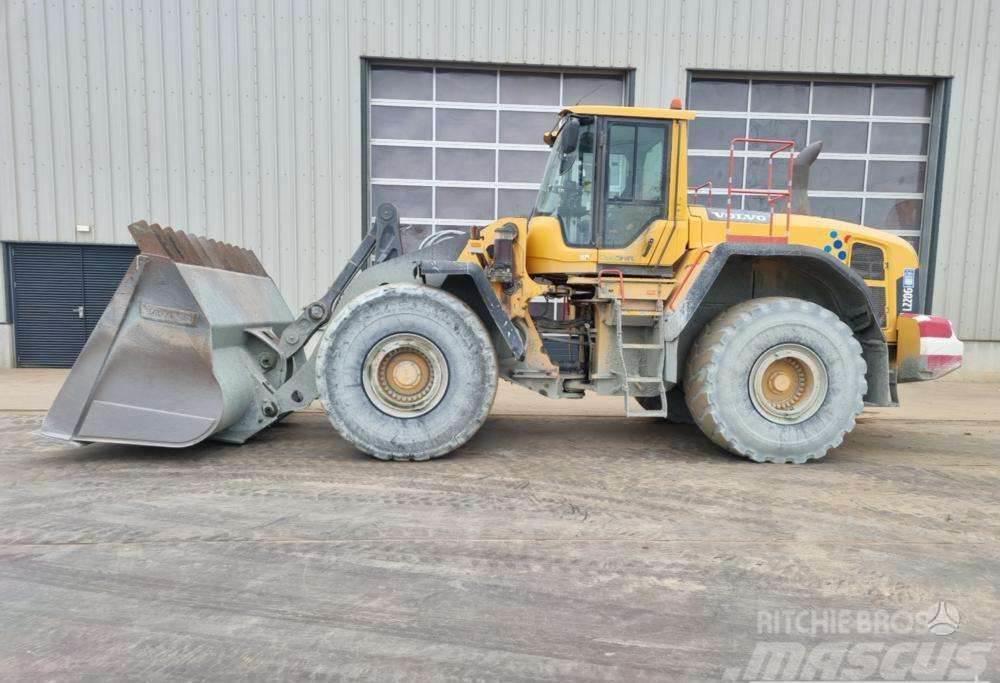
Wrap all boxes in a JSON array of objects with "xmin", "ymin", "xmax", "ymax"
[{"xmin": 41, "ymin": 222, "xmax": 295, "ymax": 447}]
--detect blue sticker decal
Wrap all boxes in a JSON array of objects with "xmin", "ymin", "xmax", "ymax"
[
  {"xmin": 833, "ymin": 239, "xmax": 843, "ymax": 249},
  {"xmin": 829, "ymin": 230, "xmax": 838, "ymax": 238},
  {"xmin": 838, "ymin": 250, "xmax": 847, "ymax": 260},
  {"xmin": 823, "ymin": 245, "xmax": 832, "ymax": 252}
]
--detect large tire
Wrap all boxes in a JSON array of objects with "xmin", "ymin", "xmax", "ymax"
[
  {"xmin": 315, "ymin": 283, "xmax": 498, "ymax": 461},
  {"xmin": 684, "ymin": 297, "xmax": 866, "ymax": 463},
  {"xmin": 635, "ymin": 388, "xmax": 694, "ymax": 423}
]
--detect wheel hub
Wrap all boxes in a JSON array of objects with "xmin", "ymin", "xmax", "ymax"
[
  {"xmin": 749, "ymin": 343, "xmax": 828, "ymax": 424},
  {"xmin": 363, "ymin": 333, "xmax": 448, "ymax": 418}
]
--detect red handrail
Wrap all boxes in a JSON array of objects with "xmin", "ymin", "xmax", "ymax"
[
  {"xmin": 689, "ymin": 180, "xmax": 714, "ymax": 209},
  {"xmin": 725, "ymin": 137, "xmax": 795, "ymax": 239},
  {"xmin": 597, "ymin": 268, "xmax": 626, "ymax": 307}
]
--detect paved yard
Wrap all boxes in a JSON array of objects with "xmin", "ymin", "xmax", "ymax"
[{"xmin": 0, "ymin": 375, "xmax": 998, "ymax": 680}]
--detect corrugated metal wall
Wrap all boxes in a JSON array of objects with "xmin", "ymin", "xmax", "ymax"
[{"xmin": 2, "ymin": 0, "xmax": 999, "ymax": 343}]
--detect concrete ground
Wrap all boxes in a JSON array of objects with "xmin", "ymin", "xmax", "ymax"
[{"xmin": 1, "ymin": 370, "xmax": 998, "ymax": 680}]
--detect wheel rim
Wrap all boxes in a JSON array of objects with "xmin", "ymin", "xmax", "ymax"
[
  {"xmin": 749, "ymin": 343, "xmax": 828, "ymax": 425},
  {"xmin": 362, "ymin": 333, "xmax": 449, "ymax": 418}
]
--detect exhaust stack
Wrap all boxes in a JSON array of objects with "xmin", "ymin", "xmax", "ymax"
[{"xmin": 791, "ymin": 141, "xmax": 823, "ymax": 215}]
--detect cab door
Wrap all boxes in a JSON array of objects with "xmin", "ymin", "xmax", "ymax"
[{"xmin": 596, "ymin": 119, "xmax": 678, "ymax": 271}]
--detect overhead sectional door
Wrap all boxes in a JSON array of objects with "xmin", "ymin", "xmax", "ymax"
[
  {"xmin": 687, "ymin": 76, "xmax": 936, "ymax": 254},
  {"xmin": 367, "ymin": 64, "xmax": 626, "ymax": 249},
  {"xmin": 7, "ymin": 243, "xmax": 137, "ymax": 368}
]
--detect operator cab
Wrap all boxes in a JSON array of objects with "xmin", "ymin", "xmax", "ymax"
[{"xmin": 525, "ymin": 106, "xmax": 695, "ymax": 277}]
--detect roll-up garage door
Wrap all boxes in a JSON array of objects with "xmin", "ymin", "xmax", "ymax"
[
  {"xmin": 367, "ymin": 64, "xmax": 627, "ymax": 249},
  {"xmin": 687, "ymin": 76, "xmax": 936, "ymax": 255}
]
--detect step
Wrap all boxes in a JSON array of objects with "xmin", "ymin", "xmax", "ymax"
[
  {"xmin": 622, "ymin": 342, "xmax": 662, "ymax": 349},
  {"xmin": 620, "ymin": 310, "xmax": 662, "ymax": 317},
  {"xmin": 626, "ymin": 376, "xmax": 664, "ymax": 383},
  {"xmin": 626, "ymin": 408, "xmax": 668, "ymax": 418}
]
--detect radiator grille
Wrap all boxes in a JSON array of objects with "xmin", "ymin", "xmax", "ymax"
[
  {"xmin": 851, "ymin": 243, "xmax": 885, "ymax": 280},
  {"xmin": 541, "ymin": 336, "xmax": 583, "ymax": 370},
  {"xmin": 867, "ymin": 285, "xmax": 887, "ymax": 327}
]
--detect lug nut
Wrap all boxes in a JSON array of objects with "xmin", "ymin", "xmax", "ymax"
[
  {"xmin": 262, "ymin": 401, "xmax": 278, "ymax": 418},
  {"xmin": 285, "ymin": 333, "xmax": 299, "ymax": 345},
  {"xmin": 258, "ymin": 353, "xmax": 276, "ymax": 370}
]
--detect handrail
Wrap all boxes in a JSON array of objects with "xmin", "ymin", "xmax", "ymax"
[
  {"xmin": 725, "ymin": 137, "xmax": 795, "ymax": 239},
  {"xmin": 597, "ymin": 268, "xmax": 626, "ymax": 306},
  {"xmin": 689, "ymin": 180, "xmax": 714, "ymax": 209}
]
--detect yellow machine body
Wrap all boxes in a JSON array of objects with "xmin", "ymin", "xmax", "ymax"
[
  {"xmin": 458, "ymin": 104, "xmax": 940, "ymax": 400},
  {"xmin": 43, "ymin": 102, "xmax": 958, "ymax": 463}
]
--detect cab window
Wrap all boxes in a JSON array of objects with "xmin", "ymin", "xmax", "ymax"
[
  {"xmin": 534, "ymin": 117, "xmax": 597, "ymax": 247},
  {"xmin": 603, "ymin": 121, "xmax": 669, "ymax": 248}
]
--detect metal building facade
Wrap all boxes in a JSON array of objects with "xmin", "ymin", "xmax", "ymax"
[{"xmin": 1, "ymin": 0, "xmax": 998, "ymax": 373}]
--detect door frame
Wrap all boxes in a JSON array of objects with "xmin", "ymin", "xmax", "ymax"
[{"xmin": 594, "ymin": 116, "xmax": 675, "ymax": 260}]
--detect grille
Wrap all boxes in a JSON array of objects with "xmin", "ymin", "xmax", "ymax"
[
  {"xmin": 541, "ymin": 336, "xmax": 584, "ymax": 370},
  {"xmin": 867, "ymin": 285, "xmax": 887, "ymax": 327},
  {"xmin": 851, "ymin": 243, "xmax": 885, "ymax": 280}
]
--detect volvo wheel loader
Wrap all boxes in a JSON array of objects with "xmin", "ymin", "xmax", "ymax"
[{"xmin": 42, "ymin": 102, "xmax": 964, "ymax": 463}]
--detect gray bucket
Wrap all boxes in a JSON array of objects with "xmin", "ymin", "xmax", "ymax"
[{"xmin": 41, "ymin": 222, "xmax": 296, "ymax": 447}]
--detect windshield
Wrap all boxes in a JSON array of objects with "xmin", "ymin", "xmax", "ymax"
[{"xmin": 533, "ymin": 117, "xmax": 596, "ymax": 247}]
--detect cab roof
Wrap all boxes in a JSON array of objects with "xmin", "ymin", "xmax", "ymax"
[{"xmin": 560, "ymin": 105, "xmax": 697, "ymax": 121}]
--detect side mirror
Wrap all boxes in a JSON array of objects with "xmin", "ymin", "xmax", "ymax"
[
  {"xmin": 560, "ymin": 118, "xmax": 580, "ymax": 155},
  {"xmin": 557, "ymin": 118, "xmax": 581, "ymax": 175}
]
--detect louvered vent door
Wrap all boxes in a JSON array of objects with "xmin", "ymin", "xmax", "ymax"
[
  {"xmin": 7, "ymin": 243, "xmax": 138, "ymax": 368},
  {"xmin": 8, "ymin": 244, "xmax": 87, "ymax": 368},
  {"xmin": 81, "ymin": 245, "xmax": 138, "ymax": 336}
]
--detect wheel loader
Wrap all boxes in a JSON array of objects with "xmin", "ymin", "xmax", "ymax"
[{"xmin": 42, "ymin": 102, "xmax": 964, "ymax": 463}]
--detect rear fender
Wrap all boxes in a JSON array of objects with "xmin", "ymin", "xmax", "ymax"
[{"xmin": 666, "ymin": 243, "xmax": 892, "ymax": 406}]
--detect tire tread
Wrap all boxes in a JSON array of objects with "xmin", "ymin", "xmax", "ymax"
[
  {"xmin": 684, "ymin": 297, "xmax": 867, "ymax": 463},
  {"xmin": 316, "ymin": 283, "xmax": 498, "ymax": 461}
]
